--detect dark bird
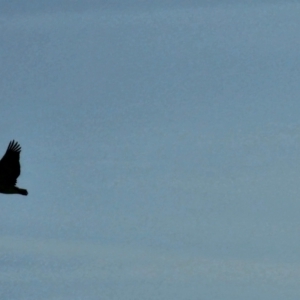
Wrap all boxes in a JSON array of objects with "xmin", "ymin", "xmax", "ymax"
[{"xmin": 0, "ymin": 140, "xmax": 28, "ymax": 196}]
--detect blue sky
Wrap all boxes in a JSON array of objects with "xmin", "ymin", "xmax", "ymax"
[{"xmin": 1, "ymin": 1, "xmax": 300, "ymax": 299}]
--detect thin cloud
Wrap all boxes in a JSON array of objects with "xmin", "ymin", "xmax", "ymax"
[{"xmin": 1, "ymin": 235, "xmax": 300, "ymax": 287}]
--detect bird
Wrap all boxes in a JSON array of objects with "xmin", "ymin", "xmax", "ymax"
[{"xmin": 0, "ymin": 140, "xmax": 28, "ymax": 196}]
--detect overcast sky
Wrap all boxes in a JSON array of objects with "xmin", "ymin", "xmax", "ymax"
[{"xmin": 1, "ymin": 1, "xmax": 300, "ymax": 299}]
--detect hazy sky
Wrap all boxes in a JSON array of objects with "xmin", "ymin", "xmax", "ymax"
[{"xmin": 1, "ymin": 1, "xmax": 300, "ymax": 299}]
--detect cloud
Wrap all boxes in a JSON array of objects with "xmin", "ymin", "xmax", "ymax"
[{"xmin": 1, "ymin": 235, "xmax": 300, "ymax": 288}]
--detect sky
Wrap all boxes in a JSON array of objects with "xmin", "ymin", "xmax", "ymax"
[{"xmin": 1, "ymin": 1, "xmax": 300, "ymax": 299}]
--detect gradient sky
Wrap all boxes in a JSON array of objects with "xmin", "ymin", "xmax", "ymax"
[{"xmin": 1, "ymin": 1, "xmax": 300, "ymax": 299}]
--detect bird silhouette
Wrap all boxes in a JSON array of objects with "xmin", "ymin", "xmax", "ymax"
[{"xmin": 0, "ymin": 140, "xmax": 28, "ymax": 196}]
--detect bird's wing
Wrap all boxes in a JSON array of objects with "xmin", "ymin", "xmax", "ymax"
[{"xmin": 0, "ymin": 140, "xmax": 21, "ymax": 186}]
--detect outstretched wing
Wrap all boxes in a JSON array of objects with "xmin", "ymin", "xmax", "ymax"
[{"xmin": 0, "ymin": 140, "xmax": 22, "ymax": 186}]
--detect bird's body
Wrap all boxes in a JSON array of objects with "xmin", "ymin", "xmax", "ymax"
[{"xmin": 0, "ymin": 140, "xmax": 28, "ymax": 196}]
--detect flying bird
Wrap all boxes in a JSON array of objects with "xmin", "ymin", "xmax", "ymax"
[{"xmin": 0, "ymin": 140, "xmax": 28, "ymax": 196}]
